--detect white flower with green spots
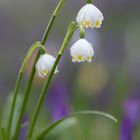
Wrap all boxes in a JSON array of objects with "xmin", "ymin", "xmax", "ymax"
[
  {"xmin": 70, "ymin": 39, "xmax": 94, "ymax": 63},
  {"xmin": 36, "ymin": 54, "xmax": 58, "ymax": 78},
  {"xmin": 76, "ymin": 4, "xmax": 104, "ymax": 28}
]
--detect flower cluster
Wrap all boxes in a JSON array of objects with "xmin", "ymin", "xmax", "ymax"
[
  {"xmin": 70, "ymin": 3, "xmax": 104, "ymax": 63},
  {"xmin": 36, "ymin": 3, "xmax": 104, "ymax": 78}
]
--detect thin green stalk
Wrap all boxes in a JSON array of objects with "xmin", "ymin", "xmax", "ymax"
[
  {"xmin": 79, "ymin": 24, "xmax": 85, "ymax": 38},
  {"xmin": 86, "ymin": 0, "xmax": 93, "ymax": 4},
  {"xmin": 34, "ymin": 111, "xmax": 117, "ymax": 140},
  {"xmin": 0, "ymin": 121, "xmax": 6, "ymax": 140},
  {"xmin": 27, "ymin": 22, "xmax": 77, "ymax": 139},
  {"xmin": 1, "ymin": 128, "xmax": 5, "ymax": 140},
  {"xmin": 6, "ymin": 41, "xmax": 40, "ymax": 140},
  {"xmin": 12, "ymin": 51, "xmax": 40, "ymax": 140},
  {"xmin": 41, "ymin": 0, "xmax": 65, "ymax": 45},
  {"xmin": 12, "ymin": 0, "xmax": 65, "ymax": 140}
]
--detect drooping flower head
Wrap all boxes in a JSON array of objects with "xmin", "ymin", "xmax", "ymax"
[
  {"xmin": 70, "ymin": 39, "xmax": 94, "ymax": 63},
  {"xmin": 36, "ymin": 53, "xmax": 58, "ymax": 78},
  {"xmin": 76, "ymin": 4, "xmax": 104, "ymax": 28}
]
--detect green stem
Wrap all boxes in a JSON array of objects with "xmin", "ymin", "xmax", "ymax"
[
  {"xmin": 12, "ymin": 51, "xmax": 40, "ymax": 140},
  {"xmin": 41, "ymin": 0, "xmax": 65, "ymax": 45},
  {"xmin": 1, "ymin": 128, "xmax": 5, "ymax": 140},
  {"xmin": 0, "ymin": 121, "xmax": 6, "ymax": 140},
  {"xmin": 86, "ymin": 0, "xmax": 93, "ymax": 4},
  {"xmin": 27, "ymin": 22, "xmax": 77, "ymax": 139},
  {"xmin": 79, "ymin": 24, "xmax": 85, "ymax": 38},
  {"xmin": 35, "ymin": 110, "xmax": 117, "ymax": 140},
  {"xmin": 6, "ymin": 41, "xmax": 40, "ymax": 140},
  {"xmin": 12, "ymin": 0, "xmax": 65, "ymax": 140}
]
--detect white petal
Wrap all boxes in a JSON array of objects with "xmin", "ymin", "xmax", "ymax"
[
  {"xmin": 70, "ymin": 39, "xmax": 94, "ymax": 63},
  {"xmin": 76, "ymin": 4, "xmax": 104, "ymax": 28},
  {"xmin": 36, "ymin": 53, "xmax": 58, "ymax": 78}
]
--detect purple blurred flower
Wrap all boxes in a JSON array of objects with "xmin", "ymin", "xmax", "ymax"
[
  {"xmin": 19, "ymin": 114, "xmax": 28, "ymax": 140},
  {"xmin": 120, "ymin": 98, "xmax": 140, "ymax": 140},
  {"xmin": 47, "ymin": 82, "xmax": 70, "ymax": 121},
  {"xmin": 123, "ymin": 99, "xmax": 140, "ymax": 125},
  {"xmin": 120, "ymin": 117, "xmax": 133, "ymax": 140}
]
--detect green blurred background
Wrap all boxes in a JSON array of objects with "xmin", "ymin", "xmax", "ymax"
[{"xmin": 0, "ymin": 0, "xmax": 140, "ymax": 140}]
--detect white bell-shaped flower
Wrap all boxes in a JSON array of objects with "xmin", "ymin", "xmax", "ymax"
[
  {"xmin": 36, "ymin": 53, "xmax": 58, "ymax": 78},
  {"xmin": 70, "ymin": 39, "xmax": 94, "ymax": 63},
  {"xmin": 76, "ymin": 4, "xmax": 104, "ymax": 28}
]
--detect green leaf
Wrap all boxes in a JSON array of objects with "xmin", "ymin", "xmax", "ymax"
[
  {"xmin": 30, "ymin": 110, "xmax": 117, "ymax": 140},
  {"xmin": 45, "ymin": 117, "xmax": 78, "ymax": 139},
  {"xmin": 0, "ymin": 121, "xmax": 5, "ymax": 140},
  {"xmin": 2, "ymin": 93, "xmax": 23, "ymax": 138}
]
